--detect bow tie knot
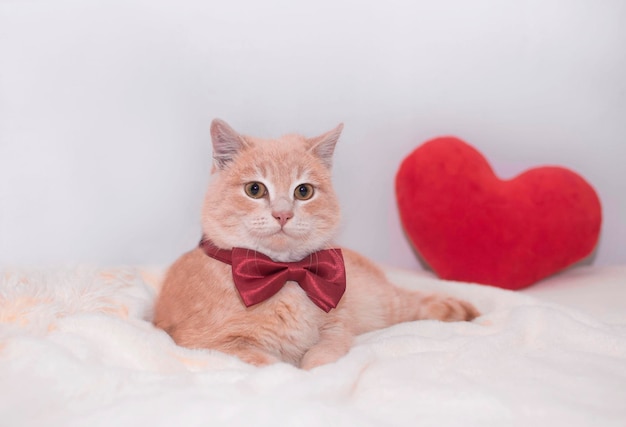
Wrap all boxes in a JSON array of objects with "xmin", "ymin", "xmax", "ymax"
[{"xmin": 199, "ymin": 240, "xmax": 346, "ymax": 312}]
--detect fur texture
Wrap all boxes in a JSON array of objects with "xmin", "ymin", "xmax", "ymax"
[{"xmin": 153, "ymin": 120, "xmax": 479, "ymax": 369}]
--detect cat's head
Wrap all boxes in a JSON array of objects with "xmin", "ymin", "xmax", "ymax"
[{"xmin": 201, "ymin": 119, "xmax": 343, "ymax": 262}]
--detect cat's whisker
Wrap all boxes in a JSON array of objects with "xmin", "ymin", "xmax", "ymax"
[{"xmin": 251, "ymin": 238, "xmax": 262, "ymax": 274}]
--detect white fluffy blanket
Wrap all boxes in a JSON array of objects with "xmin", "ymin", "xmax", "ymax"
[{"xmin": 1, "ymin": 266, "xmax": 625, "ymax": 427}]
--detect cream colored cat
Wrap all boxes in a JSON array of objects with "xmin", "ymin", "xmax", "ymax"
[{"xmin": 153, "ymin": 119, "xmax": 479, "ymax": 369}]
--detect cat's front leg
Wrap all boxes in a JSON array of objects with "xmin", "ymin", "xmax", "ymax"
[{"xmin": 299, "ymin": 325, "xmax": 354, "ymax": 370}]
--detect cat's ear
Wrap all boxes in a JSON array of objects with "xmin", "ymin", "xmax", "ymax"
[
  {"xmin": 210, "ymin": 119, "xmax": 247, "ymax": 170},
  {"xmin": 307, "ymin": 123, "xmax": 343, "ymax": 168}
]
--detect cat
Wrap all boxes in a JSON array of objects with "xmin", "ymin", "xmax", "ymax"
[{"xmin": 153, "ymin": 119, "xmax": 480, "ymax": 369}]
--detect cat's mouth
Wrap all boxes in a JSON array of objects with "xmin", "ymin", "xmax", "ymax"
[
  {"xmin": 272, "ymin": 228, "xmax": 293, "ymax": 238},
  {"xmin": 265, "ymin": 226, "xmax": 304, "ymax": 248},
  {"xmin": 267, "ymin": 223, "xmax": 295, "ymax": 237},
  {"xmin": 250, "ymin": 227, "xmax": 291, "ymax": 242},
  {"xmin": 251, "ymin": 224, "xmax": 307, "ymax": 247}
]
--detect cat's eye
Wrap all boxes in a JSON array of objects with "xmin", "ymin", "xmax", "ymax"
[
  {"xmin": 244, "ymin": 182, "xmax": 267, "ymax": 199},
  {"xmin": 294, "ymin": 183, "xmax": 315, "ymax": 201}
]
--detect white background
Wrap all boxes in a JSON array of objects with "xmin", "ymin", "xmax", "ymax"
[{"xmin": 1, "ymin": 0, "xmax": 625, "ymax": 269}]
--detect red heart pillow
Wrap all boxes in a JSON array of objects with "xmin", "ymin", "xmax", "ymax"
[{"xmin": 395, "ymin": 137, "xmax": 602, "ymax": 290}]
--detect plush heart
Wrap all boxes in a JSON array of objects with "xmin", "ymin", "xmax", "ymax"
[{"xmin": 395, "ymin": 137, "xmax": 602, "ymax": 290}]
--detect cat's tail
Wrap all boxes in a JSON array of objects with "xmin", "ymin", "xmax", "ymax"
[{"xmin": 387, "ymin": 285, "xmax": 480, "ymax": 325}]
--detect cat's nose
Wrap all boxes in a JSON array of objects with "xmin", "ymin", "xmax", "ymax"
[{"xmin": 272, "ymin": 211, "xmax": 293, "ymax": 227}]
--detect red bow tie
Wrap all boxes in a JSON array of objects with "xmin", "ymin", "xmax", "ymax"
[{"xmin": 199, "ymin": 239, "xmax": 346, "ymax": 312}]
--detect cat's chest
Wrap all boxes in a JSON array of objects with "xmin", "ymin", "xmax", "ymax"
[
  {"xmin": 211, "ymin": 266, "xmax": 321, "ymax": 325},
  {"xmin": 263, "ymin": 282, "xmax": 322, "ymax": 325},
  {"xmin": 236, "ymin": 281, "xmax": 323, "ymax": 358},
  {"xmin": 201, "ymin": 257, "xmax": 326, "ymax": 359}
]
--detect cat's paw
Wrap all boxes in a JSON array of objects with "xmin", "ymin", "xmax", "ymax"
[
  {"xmin": 232, "ymin": 348, "xmax": 281, "ymax": 367},
  {"xmin": 423, "ymin": 296, "xmax": 480, "ymax": 322},
  {"xmin": 299, "ymin": 350, "xmax": 341, "ymax": 370},
  {"xmin": 300, "ymin": 336, "xmax": 353, "ymax": 370}
]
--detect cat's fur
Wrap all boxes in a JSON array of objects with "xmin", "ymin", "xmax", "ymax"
[{"xmin": 153, "ymin": 119, "xmax": 479, "ymax": 369}]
